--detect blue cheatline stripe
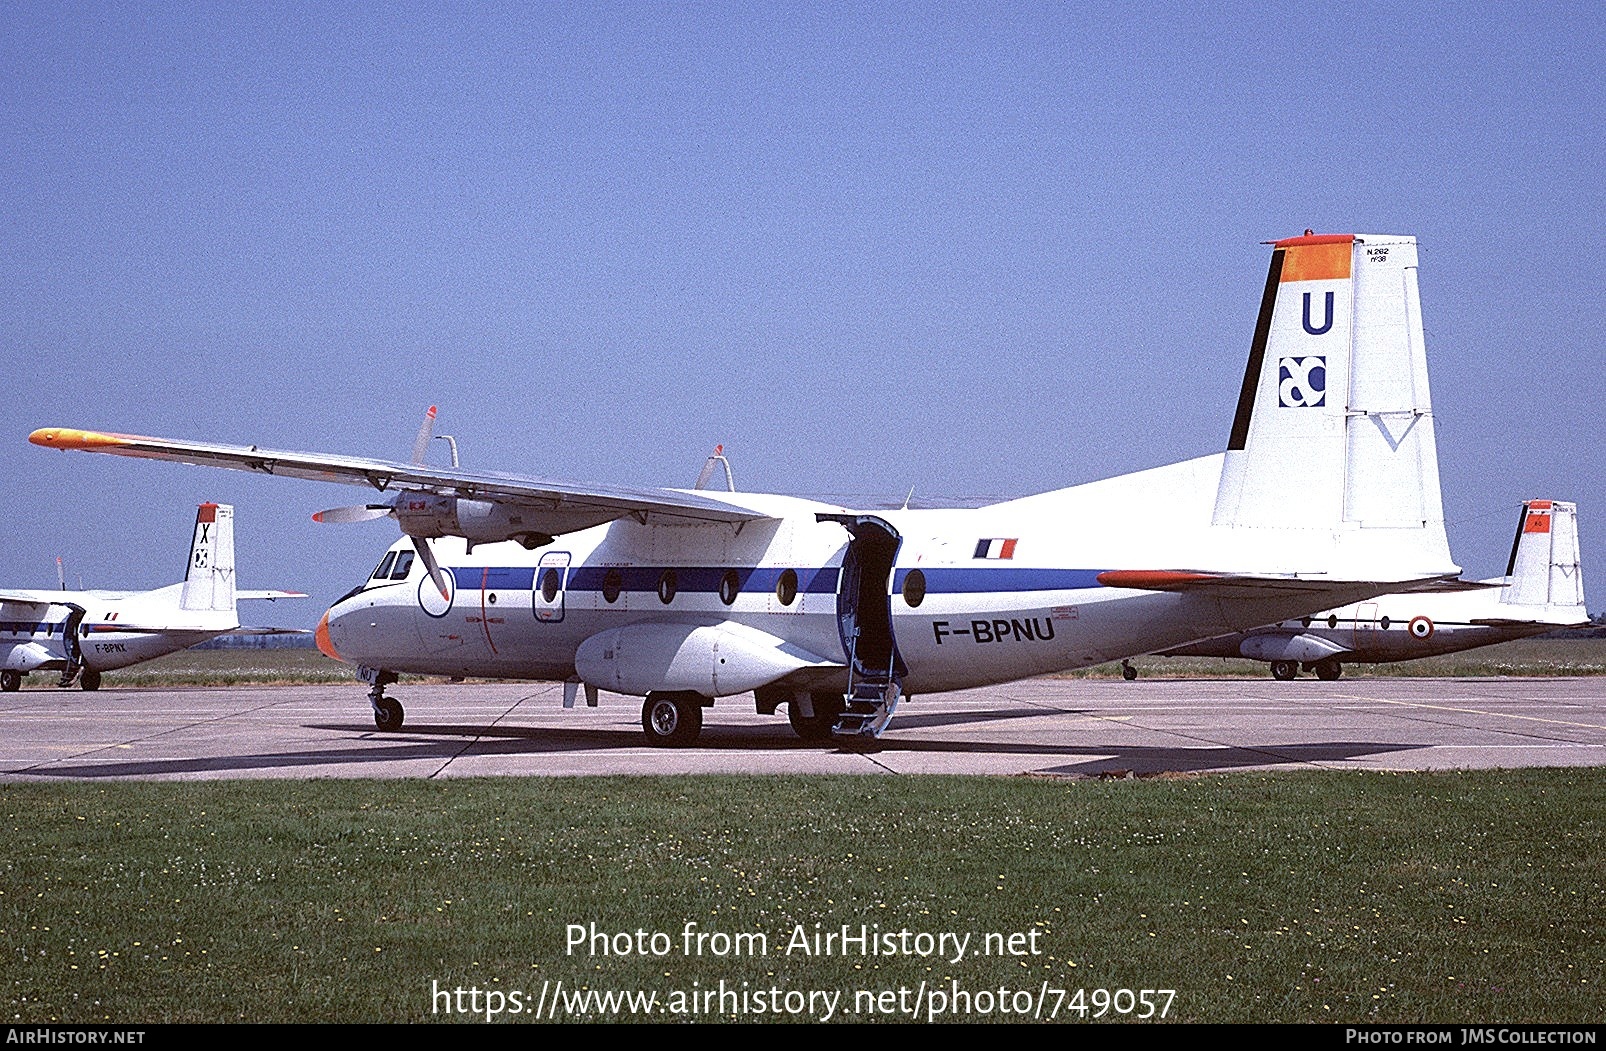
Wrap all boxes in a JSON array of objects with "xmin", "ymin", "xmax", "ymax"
[
  {"xmin": 1, "ymin": 621, "xmax": 61, "ymax": 635},
  {"xmin": 435, "ymin": 565, "xmax": 1109, "ymax": 597},
  {"xmin": 894, "ymin": 567, "xmax": 1106, "ymax": 593}
]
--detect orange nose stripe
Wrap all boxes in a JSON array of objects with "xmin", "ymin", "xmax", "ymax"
[{"xmin": 315, "ymin": 611, "xmax": 341, "ymax": 661}]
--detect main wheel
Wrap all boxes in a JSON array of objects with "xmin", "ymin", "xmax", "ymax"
[
  {"xmin": 79, "ymin": 668, "xmax": 102, "ymax": 691},
  {"xmin": 0, "ymin": 670, "xmax": 20, "ymax": 692},
  {"xmin": 788, "ymin": 692, "xmax": 843, "ymax": 741},
  {"xmin": 374, "ymin": 697, "xmax": 404, "ymax": 731},
  {"xmin": 642, "ymin": 692, "xmax": 703, "ymax": 747},
  {"xmin": 1314, "ymin": 660, "xmax": 1343, "ymax": 681},
  {"xmin": 1121, "ymin": 661, "xmax": 1139, "ymax": 681},
  {"xmin": 1270, "ymin": 660, "xmax": 1298, "ymax": 681}
]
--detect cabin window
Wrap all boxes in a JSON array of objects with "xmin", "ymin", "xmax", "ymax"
[
  {"xmin": 902, "ymin": 569, "xmax": 926, "ymax": 608},
  {"xmin": 602, "ymin": 568, "xmax": 623, "ymax": 603},
  {"xmin": 657, "ymin": 569, "xmax": 677, "ymax": 605},
  {"xmin": 775, "ymin": 569, "xmax": 798, "ymax": 606},
  {"xmin": 1328, "ymin": 614, "xmax": 1339, "ymax": 629},
  {"xmin": 1379, "ymin": 616, "xmax": 1391, "ymax": 630},
  {"xmin": 371, "ymin": 552, "xmax": 397, "ymax": 580},
  {"xmin": 719, "ymin": 569, "xmax": 740, "ymax": 606},
  {"xmin": 541, "ymin": 567, "xmax": 561, "ymax": 603}
]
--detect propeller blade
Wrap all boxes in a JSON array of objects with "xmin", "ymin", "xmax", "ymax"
[
  {"xmin": 312, "ymin": 504, "xmax": 393, "ymax": 524},
  {"xmin": 412, "ymin": 536, "xmax": 451, "ymax": 600},
  {"xmin": 412, "ymin": 405, "xmax": 438, "ymax": 466}
]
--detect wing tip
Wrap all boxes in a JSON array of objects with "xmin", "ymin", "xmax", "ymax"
[{"xmin": 29, "ymin": 427, "xmax": 139, "ymax": 451}]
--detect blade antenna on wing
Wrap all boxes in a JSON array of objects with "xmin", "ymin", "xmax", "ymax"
[{"xmin": 412, "ymin": 405, "xmax": 438, "ymax": 466}]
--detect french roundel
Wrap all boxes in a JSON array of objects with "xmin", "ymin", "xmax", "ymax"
[{"xmin": 1408, "ymin": 616, "xmax": 1434, "ymax": 640}]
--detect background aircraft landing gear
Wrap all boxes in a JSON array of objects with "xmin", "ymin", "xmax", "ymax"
[
  {"xmin": 642, "ymin": 691, "xmax": 703, "ymax": 747},
  {"xmin": 0, "ymin": 670, "xmax": 20, "ymax": 692},
  {"xmin": 80, "ymin": 669, "xmax": 101, "ymax": 691},
  {"xmin": 1270, "ymin": 660, "xmax": 1299, "ymax": 681},
  {"xmin": 1313, "ymin": 660, "xmax": 1343, "ymax": 681},
  {"xmin": 1120, "ymin": 660, "xmax": 1138, "ymax": 681}
]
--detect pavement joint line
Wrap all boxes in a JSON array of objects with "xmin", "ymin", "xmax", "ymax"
[
  {"xmin": 2, "ymin": 691, "xmax": 308, "ymax": 777},
  {"xmin": 427, "ymin": 689, "xmax": 553, "ymax": 779},
  {"xmin": 1330, "ymin": 693, "xmax": 1606, "ymax": 732}
]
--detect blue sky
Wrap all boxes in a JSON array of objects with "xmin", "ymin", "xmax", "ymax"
[{"xmin": 2, "ymin": 2, "xmax": 1601, "ymax": 622}]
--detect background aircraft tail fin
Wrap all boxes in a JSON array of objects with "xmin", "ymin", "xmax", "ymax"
[
  {"xmin": 1502, "ymin": 500, "xmax": 1586, "ymax": 610},
  {"xmin": 179, "ymin": 503, "xmax": 237, "ymax": 612},
  {"xmin": 1211, "ymin": 233, "xmax": 1455, "ymax": 579}
]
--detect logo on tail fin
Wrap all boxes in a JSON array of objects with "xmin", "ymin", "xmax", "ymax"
[{"xmin": 1278, "ymin": 355, "xmax": 1326, "ymax": 407}]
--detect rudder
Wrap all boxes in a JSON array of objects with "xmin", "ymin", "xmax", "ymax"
[
  {"xmin": 1212, "ymin": 233, "xmax": 1453, "ymax": 578},
  {"xmin": 1503, "ymin": 500, "xmax": 1586, "ymax": 610},
  {"xmin": 179, "ymin": 503, "xmax": 237, "ymax": 612}
]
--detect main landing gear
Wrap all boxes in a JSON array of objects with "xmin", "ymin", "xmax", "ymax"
[
  {"xmin": 365, "ymin": 669, "xmax": 403, "ymax": 731},
  {"xmin": 642, "ymin": 691, "xmax": 704, "ymax": 747},
  {"xmin": 787, "ymin": 692, "xmax": 845, "ymax": 742},
  {"xmin": 0, "ymin": 670, "xmax": 20, "ymax": 692},
  {"xmin": 1268, "ymin": 659, "xmax": 1343, "ymax": 681},
  {"xmin": 1120, "ymin": 660, "xmax": 1138, "ymax": 681}
]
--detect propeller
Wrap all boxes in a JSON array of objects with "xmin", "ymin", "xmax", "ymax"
[
  {"xmin": 311, "ymin": 503, "xmax": 393, "ymax": 524},
  {"xmin": 310, "ymin": 406, "xmax": 452, "ymax": 600}
]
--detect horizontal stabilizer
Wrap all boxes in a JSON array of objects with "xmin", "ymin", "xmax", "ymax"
[
  {"xmin": 1098, "ymin": 569, "xmax": 1461, "ymax": 599},
  {"xmin": 226, "ymin": 626, "xmax": 314, "ymax": 636},
  {"xmin": 237, "ymin": 590, "xmax": 309, "ymax": 601}
]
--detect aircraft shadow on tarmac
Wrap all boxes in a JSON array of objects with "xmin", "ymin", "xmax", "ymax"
[{"xmin": 8, "ymin": 710, "xmax": 1427, "ymax": 779}]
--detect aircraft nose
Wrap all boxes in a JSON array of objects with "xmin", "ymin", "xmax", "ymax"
[{"xmin": 315, "ymin": 610, "xmax": 341, "ymax": 661}]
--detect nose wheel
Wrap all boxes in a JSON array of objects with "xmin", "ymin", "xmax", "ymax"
[{"xmin": 365, "ymin": 669, "xmax": 404, "ymax": 731}]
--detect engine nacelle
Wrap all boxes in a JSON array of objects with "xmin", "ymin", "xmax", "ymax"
[
  {"xmin": 392, "ymin": 494, "xmax": 551, "ymax": 549},
  {"xmin": 575, "ymin": 620, "xmax": 837, "ymax": 698}
]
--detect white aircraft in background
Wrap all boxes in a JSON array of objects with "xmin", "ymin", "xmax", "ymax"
[
  {"xmin": 0, "ymin": 503, "xmax": 305, "ymax": 691},
  {"xmin": 1141, "ymin": 499, "xmax": 1589, "ymax": 680},
  {"xmin": 33, "ymin": 232, "xmax": 1467, "ymax": 743}
]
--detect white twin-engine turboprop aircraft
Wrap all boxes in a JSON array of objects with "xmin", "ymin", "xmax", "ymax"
[
  {"xmin": 32, "ymin": 232, "xmax": 1465, "ymax": 744},
  {"xmin": 0, "ymin": 503, "xmax": 305, "ymax": 691}
]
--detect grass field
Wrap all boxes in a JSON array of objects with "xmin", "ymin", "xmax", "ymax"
[
  {"xmin": 2, "ymin": 771, "xmax": 1601, "ymax": 1024},
  {"xmin": 65, "ymin": 635, "xmax": 1606, "ymax": 689},
  {"xmin": 7, "ymin": 641, "xmax": 1602, "ymax": 1024}
]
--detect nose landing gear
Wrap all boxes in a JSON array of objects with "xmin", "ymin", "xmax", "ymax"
[{"xmin": 362, "ymin": 668, "xmax": 403, "ymax": 731}]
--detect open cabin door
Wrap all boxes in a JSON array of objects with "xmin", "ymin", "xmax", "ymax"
[{"xmin": 817, "ymin": 513, "xmax": 906, "ymax": 737}]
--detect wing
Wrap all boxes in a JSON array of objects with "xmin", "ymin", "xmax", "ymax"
[{"xmin": 30, "ymin": 427, "xmax": 773, "ymax": 540}]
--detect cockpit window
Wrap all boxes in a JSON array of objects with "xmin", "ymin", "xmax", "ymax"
[
  {"xmin": 371, "ymin": 552, "xmax": 397, "ymax": 580},
  {"xmin": 391, "ymin": 551, "xmax": 415, "ymax": 580}
]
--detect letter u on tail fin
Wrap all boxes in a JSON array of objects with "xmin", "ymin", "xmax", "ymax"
[
  {"xmin": 1212, "ymin": 233, "xmax": 1454, "ymax": 580},
  {"xmin": 179, "ymin": 503, "xmax": 237, "ymax": 612}
]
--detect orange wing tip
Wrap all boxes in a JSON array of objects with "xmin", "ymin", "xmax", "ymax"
[
  {"xmin": 1097, "ymin": 570, "xmax": 1220, "ymax": 590},
  {"xmin": 28, "ymin": 427, "xmax": 142, "ymax": 450}
]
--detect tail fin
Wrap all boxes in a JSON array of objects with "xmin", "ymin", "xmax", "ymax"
[
  {"xmin": 179, "ymin": 503, "xmax": 237, "ymax": 612},
  {"xmin": 1211, "ymin": 233, "xmax": 1454, "ymax": 579},
  {"xmin": 1502, "ymin": 500, "xmax": 1586, "ymax": 610}
]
